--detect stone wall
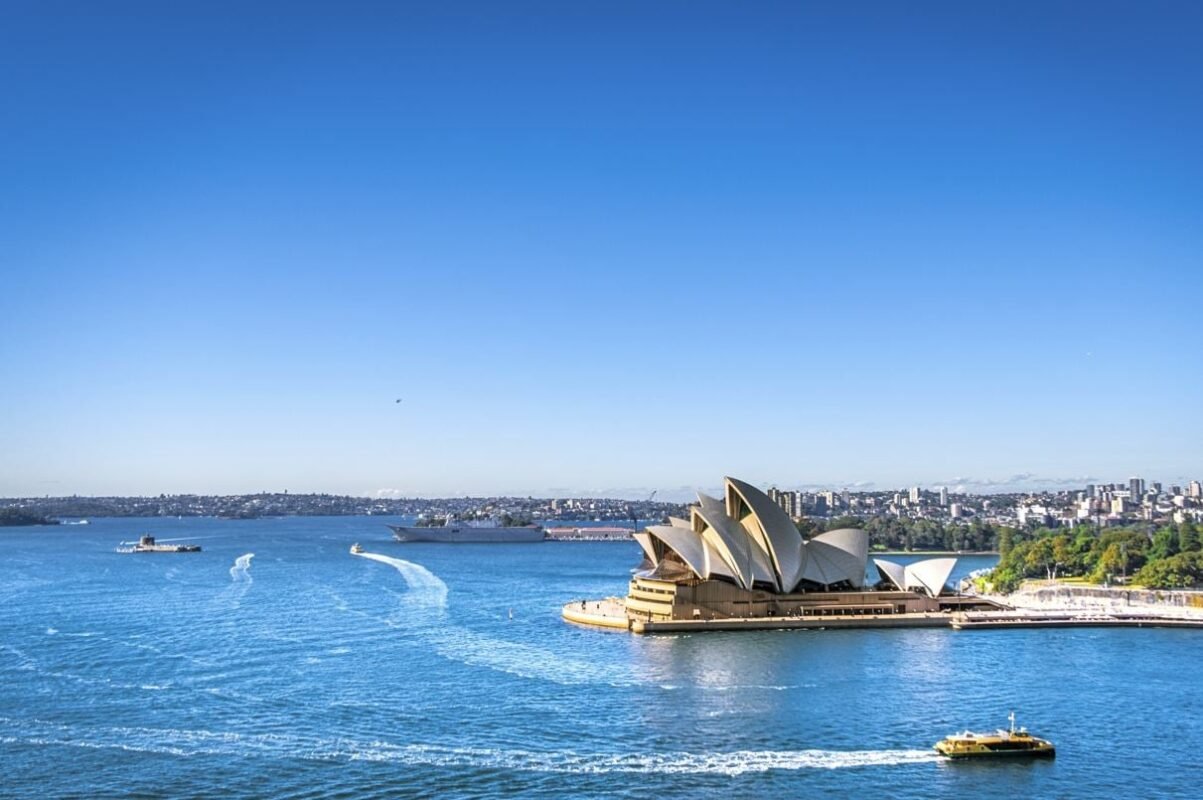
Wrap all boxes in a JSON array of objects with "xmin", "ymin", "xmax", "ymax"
[{"xmin": 1004, "ymin": 582, "xmax": 1203, "ymax": 617}]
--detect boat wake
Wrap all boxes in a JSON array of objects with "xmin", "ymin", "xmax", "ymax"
[
  {"xmin": 216, "ymin": 554, "xmax": 255, "ymax": 609},
  {"xmin": 229, "ymin": 553, "xmax": 255, "ymax": 582},
  {"xmin": 353, "ymin": 551, "xmax": 632, "ymax": 686},
  {"xmin": 0, "ymin": 716, "xmax": 937, "ymax": 774},
  {"xmin": 351, "ymin": 552, "xmax": 447, "ymax": 610}
]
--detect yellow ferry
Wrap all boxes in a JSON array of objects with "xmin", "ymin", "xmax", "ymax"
[{"xmin": 935, "ymin": 712, "xmax": 1055, "ymax": 759}]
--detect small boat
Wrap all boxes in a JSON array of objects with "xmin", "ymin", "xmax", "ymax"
[
  {"xmin": 935, "ymin": 712, "xmax": 1055, "ymax": 759},
  {"xmin": 116, "ymin": 535, "xmax": 201, "ymax": 554},
  {"xmin": 350, "ymin": 543, "xmax": 364, "ymax": 555}
]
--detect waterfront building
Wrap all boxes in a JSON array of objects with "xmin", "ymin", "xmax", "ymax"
[{"xmin": 611, "ymin": 477, "xmax": 995, "ymax": 629}]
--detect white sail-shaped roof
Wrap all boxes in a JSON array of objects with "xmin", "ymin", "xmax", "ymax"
[
  {"xmin": 873, "ymin": 558, "xmax": 907, "ymax": 592},
  {"xmin": 646, "ymin": 525, "xmax": 708, "ymax": 580},
  {"xmin": 632, "ymin": 531, "xmax": 659, "ymax": 565},
  {"xmin": 703, "ymin": 540, "xmax": 737, "ymax": 581},
  {"xmin": 630, "ymin": 477, "xmax": 957, "ymax": 598},
  {"xmin": 694, "ymin": 492, "xmax": 775, "ymax": 589},
  {"xmin": 725, "ymin": 477, "xmax": 805, "ymax": 592},
  {"xmin": 873, "ymin": 557, "xmax": 957, "ymax": 598},
  {"xmin": 800, "ymin": 528, "xmax": 869, "ymax": 589},
  {"xmin": 905, "ymin": 558, "xmax": 957, "ymax": 598}
]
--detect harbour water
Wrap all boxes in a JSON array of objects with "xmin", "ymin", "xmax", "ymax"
[{"xmin": 1, "ymin": 517, "xmax": 1198, "ymax": 798}]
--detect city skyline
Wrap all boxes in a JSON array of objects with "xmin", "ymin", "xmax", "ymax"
[
  {"xmin": 6, "ymin": 471, "xmax": 1201, "ymax": 505},
  {"xmin": 2, "ymin": 3, "xmax": 1200, "ymax": 498}
]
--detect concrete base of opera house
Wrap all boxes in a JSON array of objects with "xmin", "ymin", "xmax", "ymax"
[
  {"xmin": 561, "ymin": 598, "xmax": 961, "ymax": 634},
  {"xmin": 561, "ymin": 597, "xmax": 633, "ymax": 630},
  {"xmin": 560, "ymin": 576, "xmax": 1010, "ymax": 634}
]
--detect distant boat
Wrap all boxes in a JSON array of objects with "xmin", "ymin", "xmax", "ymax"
[
  {"xmin": 350, "ymin": 543, "xmax": 364, "ymax": 554},
  {"xmin": 935, "ymin": 712, "xmax": 1055, "ymax": 759},
  {"xmin": 388, "ymin": 519, "xmax": 545, "ymax": 543},
  {"xmin": 116, "ymin": 534, "xmax": 201, "ymax": 554}
]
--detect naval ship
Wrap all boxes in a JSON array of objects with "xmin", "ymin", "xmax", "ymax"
[{"xmin": 388, "ymin": 518, "xmax": 546, "ymax": 543}]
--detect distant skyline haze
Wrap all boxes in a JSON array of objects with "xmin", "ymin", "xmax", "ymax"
[{"xmin": 1, "ymin": 2, "xmax": 1199, "ymax": 498}]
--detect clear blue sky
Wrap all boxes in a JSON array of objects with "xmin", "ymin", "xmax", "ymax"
[{"xmin": 2, "ymin": 1, "xmax": 1200, "ymax": 499}]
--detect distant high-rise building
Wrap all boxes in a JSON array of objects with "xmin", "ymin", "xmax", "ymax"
[
  {"xmin": 949, "ymin": 503, "xmax": 961, "ymax": 519},
  {"xmin": 1129, "ymin": 477, "xmax": 1145, "ymax": 499},
  {"xmin": 1190, "ymin": 480, "xmax": 1202, "ymax": 499},
  {"xmin": 909, "ymin": 486, "xmax": 921, "ymax": 504},
  {"xmin": 938, "ymin": 487, "xmax": 948, "ymax": 507},
  {"xmin": 1086, "ymin": 483, "xmax": 1096, "ymax": 498}
]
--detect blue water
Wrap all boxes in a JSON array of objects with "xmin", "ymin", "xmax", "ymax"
[{"xmin": 1, "ymin": 517, "xmax": 1197, "ymax": 798}]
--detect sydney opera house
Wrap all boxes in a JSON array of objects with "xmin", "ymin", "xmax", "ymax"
[{"xmin": 566, "ymin": 476, "xmax": 1001, "ymax": 632}]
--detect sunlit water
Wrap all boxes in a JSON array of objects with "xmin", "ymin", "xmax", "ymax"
[{"xmin": 1, "ymin": 518, "xmax": 1197, "ymax": 798}]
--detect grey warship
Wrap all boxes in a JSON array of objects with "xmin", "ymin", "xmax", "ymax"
[{"xmin": 388, "ymin": 517, "xmax": 545, "ymax": 543}]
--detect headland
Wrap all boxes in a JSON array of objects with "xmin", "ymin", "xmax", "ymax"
[{"xmin": 564, "ymin": 476, "xmax": 1203, "ymax": 635}]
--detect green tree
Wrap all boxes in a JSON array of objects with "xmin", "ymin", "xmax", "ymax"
[
  {"xmin": 1178, "ymin": 523, "xmax": 1200, "ymax": 553},
  {"xmin": 1149, "ymin": 528, "xmax": 1180, "ymax": 561},
  {"xmin": 998, "ymin": 527, "xmax": 1014, "ymax": 559},
  {"xmin": 1134, "ymin": 552, "xmax": 1203, "ymax": 589},
  {"xmin": 795, "ymin": 517, "xmax": 820, "ymax": 539}
]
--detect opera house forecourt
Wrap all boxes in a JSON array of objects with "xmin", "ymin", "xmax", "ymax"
[{"xmin": 563, "ymin": 476, "xmax": 1005, "ymax": 634}]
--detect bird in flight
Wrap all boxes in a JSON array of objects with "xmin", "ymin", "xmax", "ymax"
[{"xmin": 395, "ymin": 398, "xmax": 403, "ymax": 403}]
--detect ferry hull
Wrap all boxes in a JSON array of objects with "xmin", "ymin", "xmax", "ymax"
[{"xmin": 937, "ymin": 746, "xmax": 1056, "ymax": 759}]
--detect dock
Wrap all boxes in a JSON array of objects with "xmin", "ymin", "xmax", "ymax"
[{"xmin": 950, "ymin": 611, "xmax": 1203, "ymax": 630}]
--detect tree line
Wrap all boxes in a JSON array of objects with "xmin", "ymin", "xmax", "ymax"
[
  {"xmin": 988, "ymin": 522, "xmax": 1203, "ymax": 592},
  {"xmin": 795, "ymin": 515, "xmax": 1009, "ymax": 553}
]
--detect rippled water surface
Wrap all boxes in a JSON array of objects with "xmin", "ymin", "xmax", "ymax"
[{"xmin": 2, "ymin": 518, "xmax": 1198, "ymax": 798}]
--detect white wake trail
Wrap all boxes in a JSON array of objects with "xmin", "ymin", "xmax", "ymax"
[
  {"xmin": 352, "ymin": 551, "xmax": 446, "ymax": 610},
  {"xmin": 354, "ymin": 551, "xmax": 632, "ymax": 686},
  {"xmin": 229, "ymin": 553, "xmax": 255, "ymax": 581},
  {"xmin": 215, "ymin": 553, "xmax": 256, "ymax": 609},
  {"xmin": 0, "ymin": 717, "xmax": 938, "ymax": 774}
]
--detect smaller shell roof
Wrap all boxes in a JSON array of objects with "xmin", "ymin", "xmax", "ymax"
[{"xmin": 873, "ymin": 557, "xmax": 958, "ymax": 598}]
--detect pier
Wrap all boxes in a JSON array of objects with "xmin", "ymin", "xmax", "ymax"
[{"xmin": 950, "ymin": 611, "xmax": 1203, "ymax": 630}]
